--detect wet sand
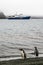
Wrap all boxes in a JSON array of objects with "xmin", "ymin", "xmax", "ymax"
[{"xmin": 0, "ymin": 57, "xmax": 43, "ymax": 65}]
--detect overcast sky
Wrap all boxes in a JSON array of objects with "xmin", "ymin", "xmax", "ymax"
[{"xmin": 0, "ymin": 0, "xmax": 43, "ymax": 16}]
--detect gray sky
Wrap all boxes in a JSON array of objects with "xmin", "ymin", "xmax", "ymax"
[{"xmin": 0, "ymin": 0, "xmax": 43, "ymax": 16}]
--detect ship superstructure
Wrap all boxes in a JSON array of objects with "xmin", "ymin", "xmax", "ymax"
[{"xmin": 8, "ymin": 14, "xmax": 30, "ymax": 20}]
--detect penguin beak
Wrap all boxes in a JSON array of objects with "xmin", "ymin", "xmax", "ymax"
[{"xmin": 19, "ymin": 48, "xmax": 21, "ymax": 50}]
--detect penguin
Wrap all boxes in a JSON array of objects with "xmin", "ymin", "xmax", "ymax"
[
  {"xmin": 34, "ymin": 47, "xmax": 39, "ymax": 57},
  {"xmin": 19, "ymin": 48, "xmax": 26, "ymax": 59}
]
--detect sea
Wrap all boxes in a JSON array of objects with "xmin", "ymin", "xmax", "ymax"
[{"xmin": 0, "ymin": 19, "xmax": 43, "ymax": 61}]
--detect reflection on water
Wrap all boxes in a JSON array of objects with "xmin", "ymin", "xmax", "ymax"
[{"xmin": 0, "ymin": 19, "xmax": 43, "ymax": 61}]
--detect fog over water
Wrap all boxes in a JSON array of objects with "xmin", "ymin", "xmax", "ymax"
[{"xmin": 0, "ymin": 19, "xmax": 43, "ymax": 61}]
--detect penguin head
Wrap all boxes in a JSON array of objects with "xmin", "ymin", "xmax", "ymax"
[
  {"xmin": 19, "ymin": 48, "xmax": 23, "ymax": 51},
  {"xmin": 19, "ymin": 48, "xmax": 24, "ymax": 52},
  {"xmin": 34, "ymin": 47, "xmax": 37, "ymax": 50}
]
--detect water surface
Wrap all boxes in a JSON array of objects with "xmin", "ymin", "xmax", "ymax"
[{"xmin": 0, "ymin": 19, "xmax": 43, "ymax": 61}]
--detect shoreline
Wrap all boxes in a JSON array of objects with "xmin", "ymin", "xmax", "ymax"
[{"xmin": 0, "ymin": 57, "xmax": 43, "ymax": 65}]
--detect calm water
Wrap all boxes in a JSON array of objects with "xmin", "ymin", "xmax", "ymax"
[{"xmin": 0, "ymin": 19, "xmax": 43, "ymax": 61}]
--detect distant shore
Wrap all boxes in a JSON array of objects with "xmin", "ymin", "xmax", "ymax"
[{"xmin": 1, "ymin": 12, "xmax": 43, "ymax": 19}]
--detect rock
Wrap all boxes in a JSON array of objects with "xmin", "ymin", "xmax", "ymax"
[{"xmin": 0, "ymin": 12, "xmax": 6, "ymax": 19}]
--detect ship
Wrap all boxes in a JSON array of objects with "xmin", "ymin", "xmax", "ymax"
[{"xmin": 8, "ymin": 14, "xmax": 31, "ymax": 20}]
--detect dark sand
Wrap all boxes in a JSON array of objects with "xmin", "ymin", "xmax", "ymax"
[{"xmin": 0, "ymin": 57, "xmax": 43, "ymax": 65}]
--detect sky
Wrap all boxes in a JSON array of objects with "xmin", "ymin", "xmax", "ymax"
[{"xmin": 0, "ymin": 0, "xmax": 43, "ymax": 16}]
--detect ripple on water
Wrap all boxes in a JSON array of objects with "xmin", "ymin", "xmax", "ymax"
[{"xmin": 0, "ymin": 19, "xmax": 43, "ymax": 60}]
